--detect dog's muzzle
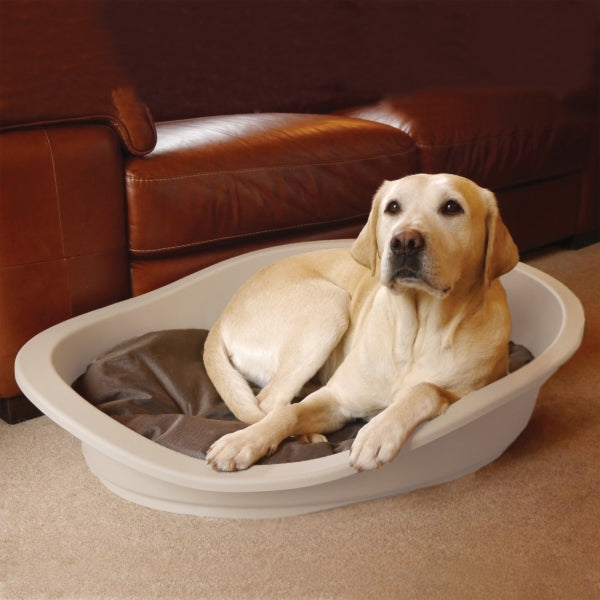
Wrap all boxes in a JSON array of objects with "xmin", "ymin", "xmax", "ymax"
[{"xmin": 388, "ymin": 229, "xmax": 425, "ymax": 280}]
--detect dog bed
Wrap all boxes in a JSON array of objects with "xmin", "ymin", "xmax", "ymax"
[
  {"xmin": 72, "ymin": 330, "xmax": 533, "ymax": 465},
  {"xmin": 15, "ymin": 240, "xmax": 584, "ymax": 518}
]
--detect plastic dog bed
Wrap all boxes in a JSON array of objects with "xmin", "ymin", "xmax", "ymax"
[{"xmin": 15, "ymin": 241, "xmax": 584, "ymax": 518}]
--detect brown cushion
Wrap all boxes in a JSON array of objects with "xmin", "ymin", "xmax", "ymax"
[
  {"xmin": 340, "ymin": 88, "xmax": 590, "ymax": 189},
  {"xmin": 0, "ymin": 0, "xmax": 156, "ymax": 156},
  {"xmin": 125, "ymin": 113, "xmax": 418, "ymax": 259},
  {"xmin": 73, "ymin": 330, "xmax": 364, "ymax": 464}
]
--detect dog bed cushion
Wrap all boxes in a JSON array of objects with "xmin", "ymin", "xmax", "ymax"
[{"xmin": 73, "ymin": 329, "xmax": 533, "ymax": 465}]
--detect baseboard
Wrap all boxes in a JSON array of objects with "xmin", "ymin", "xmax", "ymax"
[
  {"xmin": 568, "ymin": 229, "xmax": 600, "ymax": 249},
  {"xmin": 0, "ymin": 395, "xmax": 42, "ymax": 424}
]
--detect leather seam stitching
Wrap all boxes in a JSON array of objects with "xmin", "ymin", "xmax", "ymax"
[
  {"xmin": 43, "ymin": 129, "xmax": 74, "ymax": 316},
  {"xmin": 129, "ymin": 215, "xmax": 367, "ymax": 256},
  {"xmin": 124, "ymin": 149, "xmax": 416, "ymax": 183}
]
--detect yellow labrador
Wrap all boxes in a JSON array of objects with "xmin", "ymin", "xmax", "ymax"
[{"xmin": 204, "ymin": 173, "xmax": 519, "ymax": 471}]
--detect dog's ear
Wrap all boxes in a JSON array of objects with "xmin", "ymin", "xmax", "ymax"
[
  {"xmin": 483, "ymin": 189, "xmax": 519, "ymax": 284},
  {"xmin": 351, "ymin": 181, "xmax": 389, "ymax": 275}
]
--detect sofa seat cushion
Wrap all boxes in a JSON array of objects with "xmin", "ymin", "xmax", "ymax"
[
  {"xmin": 125, "ymin": 113, "xmax": 417, "ymax": 270},
  {"xmin": 340, "ymin": 88, "xmax": 590, "ymax": 190}
]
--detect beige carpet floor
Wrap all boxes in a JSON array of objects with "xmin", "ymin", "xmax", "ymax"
[{"xmin": 1, "ymin": 243, "xmax": 599, "ymax": 600}]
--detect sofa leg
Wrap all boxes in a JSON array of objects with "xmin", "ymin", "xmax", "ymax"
[{"xmin": 0, "ymin": 395, "xmax": 42, "ymax": 424}]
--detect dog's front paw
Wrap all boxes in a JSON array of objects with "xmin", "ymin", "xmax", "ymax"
[
  {"xmin": 206, "ymin": 428, "xmax": 276, "ymax": 471},
  {"xmin": 349, "ymin": 416, "xmax": 407, "ymax": 471}
]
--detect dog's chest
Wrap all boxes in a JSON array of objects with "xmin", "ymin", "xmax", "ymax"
[{"xmin": 361, "ymin": 291, "xmax": 456, "ymax": 383}]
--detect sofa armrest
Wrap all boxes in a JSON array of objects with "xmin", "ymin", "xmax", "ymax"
[
  {"xmin": 0, "ymin": 125, "xmax": 131, "ymax": 398},
  {"xmin": 0, "ymin": 0, "xmax": 156, "ymax": 156}
]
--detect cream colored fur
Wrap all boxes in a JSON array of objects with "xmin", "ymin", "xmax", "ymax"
[{"xmin": 204, "ymin": 173, "xmax": 519, "ymax": 471}]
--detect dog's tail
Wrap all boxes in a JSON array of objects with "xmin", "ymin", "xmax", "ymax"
[{"xmin": 203, "ymin": 327, "xmax": 266, "ymax": 424}]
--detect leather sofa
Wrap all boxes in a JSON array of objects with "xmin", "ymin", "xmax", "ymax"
[{"xmin": 1, "ymin": 0, "xmax": 598, "ymax": 422}]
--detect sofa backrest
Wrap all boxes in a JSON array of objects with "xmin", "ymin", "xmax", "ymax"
[
  {"xmin": 1, "ymin": 1, "xmax": 597, "ymax": 153},
  {"xmin": 103, "ymin": 0, "xmax": 598, "ymax": 122}
]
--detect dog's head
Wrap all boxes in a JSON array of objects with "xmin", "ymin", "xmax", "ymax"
[{"xmin": 351, "ymin": 174, "xmax": 519, "ymax": 296}]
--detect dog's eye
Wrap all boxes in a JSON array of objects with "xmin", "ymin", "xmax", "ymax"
[
  {"xmin": 440, "ymin": 199, "xmax": 464, "ymax": 216},
  {"xmin": 384, "ymin": 200, "xmax": 401, "ymax": 215}
]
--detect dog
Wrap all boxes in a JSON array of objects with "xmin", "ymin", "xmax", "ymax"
[{"xmin": 204, "ymin": 173, "xmax": 519, "ymax": 472}]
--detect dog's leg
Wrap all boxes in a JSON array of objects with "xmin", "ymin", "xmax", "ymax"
[
  {"xmin": 349, "ymin": 383, "xmax": 456, "ymax": 471},
  {"xmin": 254, "ymin": 281, "xmax": 351, "ymax": 416},
  {"xmin": 207, "ymin": 278, "xmax": 351, "ymax": 427},
  {"xmin": 206, "ymin": 388, "xmax": 349, "ymax": 471}
]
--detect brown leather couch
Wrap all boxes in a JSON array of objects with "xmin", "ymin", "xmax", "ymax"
[{"xmin": 1, "ymin": 0, "xmax": 598, "ymax": 422}]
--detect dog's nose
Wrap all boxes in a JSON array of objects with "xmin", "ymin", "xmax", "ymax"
[{"xmin": 390, "ymin": 230, "xmax": 425, "ymax": 255}]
